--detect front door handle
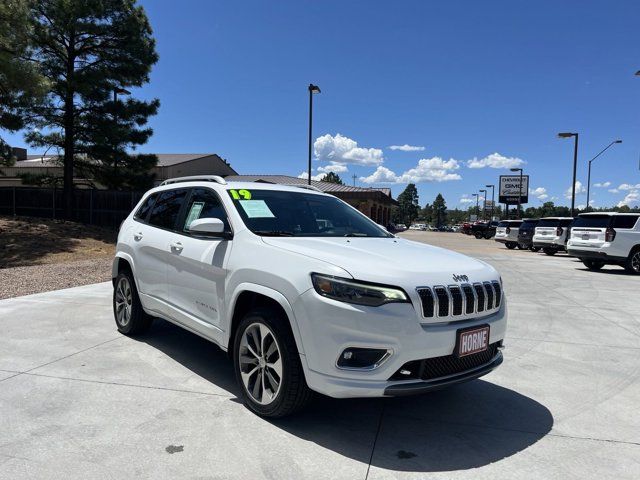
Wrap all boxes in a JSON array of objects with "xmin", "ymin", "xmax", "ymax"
[
  {"xmin": 133, "ymin": 232, "xmax": 143, "ymax": 241},
  {"xmin": 170, "ymin": 241, "xmax": 183, "ymax": 252}
]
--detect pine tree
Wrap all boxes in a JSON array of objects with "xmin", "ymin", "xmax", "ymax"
[
  {"xmin": 23, "ymin": 0, "xmax": 159, "ymax": 217},
  {"xmin": 397, "ymin": 183, "xmax": 420, "ymax": 226},
  {"xmin": 321, "ymin": 171, "xmax": 344, "ymax": 185},
  {"xmin": 433, "ymin": 193, "xmax": 447, "ymax": 227}
]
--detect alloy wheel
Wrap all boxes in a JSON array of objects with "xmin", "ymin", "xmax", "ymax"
[
  {"xmin": 238, "ymin": 323, "xmax": 283, "ymax": 405},
  {"xmin": 115, "ymin": 277, "xmax": 133, "ymax": 326},
  {"xmin": 632, "ymin": 251, "xmax": 640, "ymax": 272}
]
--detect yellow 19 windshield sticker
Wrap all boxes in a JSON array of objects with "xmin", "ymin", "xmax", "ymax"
[{"xmin": 229, "ymin": 189, "xmax": 252, "ymax": 200}]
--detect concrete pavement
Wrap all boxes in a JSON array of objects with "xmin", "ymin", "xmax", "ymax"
[{"xmin": 0, "ymin": 232, "xmax": 639, "ymax": 479}]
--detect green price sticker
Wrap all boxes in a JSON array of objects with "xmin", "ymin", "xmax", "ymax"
[{"xmin": 229, "ymin": 189, "xmax": 252, "ymax": 200}]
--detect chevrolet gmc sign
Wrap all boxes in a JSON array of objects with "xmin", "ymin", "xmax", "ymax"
[{"xmin": 499, "ymin": 175, "xmax": 529, "ymax": 205}]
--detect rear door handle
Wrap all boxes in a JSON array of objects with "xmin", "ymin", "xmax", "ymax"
[
  {"xmin": 170, "ymin": 241, "xmax": 183, "ymax": 252},
  {"xmin": 133, "ymin": 232, "xmax": 143, "ymax": 241}
]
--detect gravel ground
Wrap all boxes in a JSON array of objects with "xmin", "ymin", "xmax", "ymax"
[{"xmin": 0, "ymin": 257, "xmax": 112, "ymax": 300}]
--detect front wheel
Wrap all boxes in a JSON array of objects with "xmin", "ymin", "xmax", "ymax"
[
  {"xmin": 113, "ymin": 271, "xmax": 153, "ymax": 335},
  {"xmin": 234, "ymin": 307, "xmax": 312, "ymax": 417},
  {"xmin": 624, "ymin": 248, "xmax": 640, "ymax": 274},
  {"xmin": 505, "ymin": 242, "xmax": 517, "ymax": 250},
  {"xmin": 543, "ymin": 248, "xmax": 556, "ymax": 256},
  {"xmin": 582, "ymin": 259, "xmax": 605, "ymax": 271},
  {"xmin": 474, "ymin": 231, "xmax": 483, "ymax": 239}
]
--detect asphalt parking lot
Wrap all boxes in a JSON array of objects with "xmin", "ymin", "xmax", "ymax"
[{"xmin": 1, "ymin": 231, "xmax": 639, "ymax": 479}]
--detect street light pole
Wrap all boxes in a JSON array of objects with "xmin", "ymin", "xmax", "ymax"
[
  {"xmin": 558, "ymin": 132, "xmax": 579, "ymax": 216},
  {"xmin": 510, "ymin": 168, "xmax": 523, "ymax": 219},
  {"xmin": 586, "ymin": 140, "xmax": 622, "ymax": 212},
  {"xmin": 307, "ymin": 84, "xmax": 321, "ymax": 185},
  {"xmin": 480, "ymin": 189, "xmax": 487, "ymax": 220},
  {"xmin": 472, "ymin": 193, "xmax": 479, "ymax": 221},
  {"xmin": 485, "ymin": 184, "xmax": 495, "ymax": 220}
]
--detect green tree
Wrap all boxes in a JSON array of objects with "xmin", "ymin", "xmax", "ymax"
[
  {"xmin": 0, "ymin": 0, "xmax": 47, "ymax": 166},
  {"xmin": 432, "ymin": 193, "xmax": 447, "ymax": 227},
  {"xmin": 321, "ymin": 171, "xmax": 344, "ymax": 185},
  {"xmin": 23, "ymin": 0, "xmax": 159, "ymax": 217},
  {"xmin": 397, "ymin": 183, "xmax": 420, "ymax": 226},
  {"xmin": 420, "ymin": 202, "xmax": 433, "ymax": 224}
]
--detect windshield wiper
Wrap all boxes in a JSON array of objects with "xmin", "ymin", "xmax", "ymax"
[
  {"xmin": 344, "ymin": 233, "xmax": 368, "ymax": 237},
  {"xmin": 254, "ymin": 230, "xmax": 295, "ymax": 237}
]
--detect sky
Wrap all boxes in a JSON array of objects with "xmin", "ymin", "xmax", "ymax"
[{"xmin": 6, "ymin": 0, "xmax": 640, "ymax": 208}]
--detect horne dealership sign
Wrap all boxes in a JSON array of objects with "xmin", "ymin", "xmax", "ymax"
[{"xmin": 499, "ymin": 175, "xmax": 529, "ymax": 205}]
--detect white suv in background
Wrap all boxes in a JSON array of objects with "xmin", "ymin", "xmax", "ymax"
[
  {"xmin": 494, "ymin": 220, "xmax": 523, "ymax": 249},
  {"xmin": 112, "ymin": 176, "xmax": 508, "ymax": 417},
  {"xmin": 532, "ymin": 217, "xmax": 574, "ymax": 255},
  {"xmin": 567, "ymin": 212, "xmax": 640, "ymax": 273}
]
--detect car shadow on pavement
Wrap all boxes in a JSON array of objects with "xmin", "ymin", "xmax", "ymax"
[{"xmin": 139, "ymin": 320, "xmax": 553, "ymax": 473}]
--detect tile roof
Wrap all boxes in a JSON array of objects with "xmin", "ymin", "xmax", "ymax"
[{"xmin": 16, "ymin": 153, "xmax": 231, "ymax": 168}]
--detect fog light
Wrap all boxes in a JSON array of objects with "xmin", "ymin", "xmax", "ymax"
[{"xmin": 336, "ymin": 348, "xmax": 391, "ymax": 369}]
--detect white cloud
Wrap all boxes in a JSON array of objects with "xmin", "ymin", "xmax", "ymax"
[
  {"xmin": 617, "ymin": 183, "xmax": 640, "ymax": 191},
  {"xmin": 297, "ymin": 171, "xmax": 325, "ymax": 181},
  {"xmin": 360, "ymin": 157, "xmax": 461, "ymax": 184},
  {"xmin": 608, "ymin": 188, "xmax": 619, "ymax": 194},
  {"xmin": 466, "ymin": 152, "xmax": 526, "ymax": 169},
  {"xmin": 564, "ymin": 181, "xmax": 586, "ymax": 199},
  {"xmin": 459, "ymin": 197, "xmax": 475, "ymax": 204},
  {"xmin": 594, "ymin": 181, "xmax": 611, "ymax": 188},
  {"xmin": 314, "ymin": 133, "xmax": 383, "ymax": 166},
  {"xmin": 529, "ymin": 187, "xmax": 548, "ymax": 201},
  {"xmin": 617, "ymin": 190, "xmax": 640, "ymax": 208},
  {"xmin": 317, "ymin": 162, "xmax": 348, "ymax": 173},
  {"xmin": 388, "ymin": 144, "xmax": 425, "ymax": 152}
]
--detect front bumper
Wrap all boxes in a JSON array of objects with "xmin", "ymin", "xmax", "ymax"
[{"xmin": 293, "ymin": 288, "xmax": 507, "ymax": 398}]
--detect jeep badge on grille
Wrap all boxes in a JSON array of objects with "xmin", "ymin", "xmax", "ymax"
[{"xmin": 452, "ymin": 274, "xmax": 469, "ymax": 282}]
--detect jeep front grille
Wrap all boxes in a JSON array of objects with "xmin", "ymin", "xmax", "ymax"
[{"xmin": 416, "ymin": 281, "xmax": 502, "ymax": 319}]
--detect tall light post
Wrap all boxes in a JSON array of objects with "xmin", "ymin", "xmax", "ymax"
[
  {"xmin": 510, "ymin": 168, "xmax": 523, "ymax": 219},
  {"xmin": 307, "ymin": 84, "xmax": 321, "ymax": 185},
  {"xmin": 472, "ymin": 193, "xmax": 479, "ymax": 220},
  {"xmin": 586, "ymin": 140, "xmax": 622, "ymax": 211},
  {"xmin": 479, "ymin": 189, "xmax": 487, "ymax": 220},
  {"xmin": 485, "ymin": 184, "xmax": 495, "ymax": 220},
  {"xmin": 558, "ymin": 132, "xmax": 579, "ymax": 216},
  {"xmin": 113, "ymin": 87, "xmax": 131, "ymax": 177}
]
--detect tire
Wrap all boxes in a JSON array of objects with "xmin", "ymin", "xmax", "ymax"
[
  {"xmin": 582, "ymin": 259, "xmax": 605, "ymax": 271},
  {"xmin": 543, "ymin": 248, "xmax": 556, "ymax": 256},
  {"xmin": 624, "ymin": 247, "xmax": 640, "ymax": 274},
  {"xmin": 474, "ymin": 231, "xmax": 483, "ymax": 239},
  {"xmin": 113, "ymin": 270, "xmax": 153, "ymax": 335},
  {"xmin": 484, "ymin": 232, "xmax": 493, "ymax": 239},
  {"xmin": 530, "ymin": 246, "xmax": 541, "ymax": 252},
  {"xmin": 506, "ymin": 242, "xmax": 517, "ymax": 250},
  {"xmin": 233, "ymin": 307, "xmax": 312, "ymax": 418}
]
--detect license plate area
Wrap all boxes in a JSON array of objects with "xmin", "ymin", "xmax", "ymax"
[{"xmin": 456, "ymin": 325, "xmax": 490, "ymax": 357}]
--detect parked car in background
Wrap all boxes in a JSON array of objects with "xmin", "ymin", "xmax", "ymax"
[
  {"xmin": 567, "ymin": 212, "xmax": 640, "ymax": 273},
  {"xmin": 409, "ymin": 223, "xmax": 426, "ymax": 231},
  {"xmin": 461, "ymin": 222, "xmax": 472, "ymax": 235},
  {"xmin": 396, "ymin": 224, "xmax": 407, "ymax": 231},
  {"xmin": 494, "ymin": 220, "xmax": 523, "ymax": 249},
  {"xmin": 517, "ymin": 218, "xmax": 540, "ymax": 251},
  {"xmin": 471, "ymin": 221, "xmax": 500, "ymax": 239},
  {"xmin": 532, "ymin": 217, "xmax": 574, "ymax": 255},
  {"xmin": 112, "ymin": 176, "xmax": 508, "ymax": 417}
]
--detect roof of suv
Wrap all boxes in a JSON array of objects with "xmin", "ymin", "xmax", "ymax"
[
  {"xmin": 578, "ymin": 212, "xmax": 638, "ymax": 216},
  {"xmin": 539, "ymin": 217, "xmax": 574, "ymax": 220},
  {"xmin": 153, "ymin": 179, "xmax": 330, "ymax": 196}
]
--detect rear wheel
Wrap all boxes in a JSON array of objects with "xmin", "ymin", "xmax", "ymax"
[
  {"xmin": 582, "ymin": 259, "xmax": 605, "ymax": 271},
  {"xmin": 113, "ymin": 271, "xmax": 153, "ymax": 335},
  {"xmin": 543, "ymin": 248, "xmax": 556, "ymax": 256},
  {"xmin": 233, "ymin": 307, "xmax": 312, "ymax": 417},
  {"xmin": 624, "ymin": 248, "xmax": 640, "ymax": 274},
  {"xmin": 484, "ymin": 232, "xmax": 493, "ymax": 239},
  {"xmin": 474, "ymin": 231, "xmax": 483, "ymax": 239},
  {"xmin": 505, "ymin": 242, "xmax": 517, "ymax": 249}
]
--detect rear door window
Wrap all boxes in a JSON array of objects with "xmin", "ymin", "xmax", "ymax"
[
  {"xmin": 148, "ymin": 189, "xmax": 189, "ymax": 230},
  {"xmin": 612, "ymin": 215, "xmax": 639, "ymax": 229}
]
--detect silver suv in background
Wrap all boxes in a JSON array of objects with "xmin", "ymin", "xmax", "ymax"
[
  {"xmin": 494, "ymin": 220, "xmax": 523, "ymax": 249},
  {"xmin": 567, "ymin": 212, "xmax": 640, "ymax": 273},
  {"xmin": 532, "ymin": 217, "xmax": 574, "ymax": 255}
]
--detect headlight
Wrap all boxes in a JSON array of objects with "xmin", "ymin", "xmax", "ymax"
[{"xmin": 311, "ymin": 273, "xmax": 409, "ymax": 307}]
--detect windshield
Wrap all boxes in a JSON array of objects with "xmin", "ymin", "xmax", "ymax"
[
  {"xmin": 227, "ymin": 188, "xmax": 392, "ymax": 237},
  {"xmin": 572, "ymin": 216, "xmax": 611, "ymax": 228}
]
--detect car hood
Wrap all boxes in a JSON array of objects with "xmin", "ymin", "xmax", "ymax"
[{"xmin": 261, "ymin": 236, "xmax": 498, "ymax": 287}]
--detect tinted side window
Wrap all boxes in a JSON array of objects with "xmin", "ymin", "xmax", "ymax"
[
  {"xmin": 134, "ymin": 193, "xmax": 158, "ymax": 221},
  {"xmin": 180, "ymin": 188, "xmax": 231, "ymax": 233},
  {"xmin": 560, "ymin": 219, "xmax": 573, "ymax": 227},
  {"xmin": 613, "ymin": 215, "xmax": 639, "ymax": 229},
  {"xmin": 148, "ymin": 189, "xmax": 188, "ymax": 230}
]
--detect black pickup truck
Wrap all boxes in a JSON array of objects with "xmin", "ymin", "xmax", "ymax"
[{"xmin": 471, "ymin": 221, "xmax": 500, "ymax": 239}]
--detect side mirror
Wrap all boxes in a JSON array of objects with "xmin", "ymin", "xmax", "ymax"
[{"xmin": 187, "ymin": 218, "xmax": 231, "ymax": 238}]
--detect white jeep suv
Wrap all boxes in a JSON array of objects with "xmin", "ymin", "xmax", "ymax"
[
  {"xmin": 113, "ymin": 176, "xmax": 507, "ymax": 417},
  {"xmin": 532, "ymin": 217, "xmax": 574, "ymax": 255},
  {"xmin": 567, "ymin": 212, "xmax": 640, "ymax": 273}
]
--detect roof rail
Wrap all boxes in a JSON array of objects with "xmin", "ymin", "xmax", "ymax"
[
  {"xmin": 283, "ymin": 183, "xmax": 323, "ymax": 193},
  {"xmin": 160, "ymin": 175, "xmax": 227, "ymax": 186}
]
